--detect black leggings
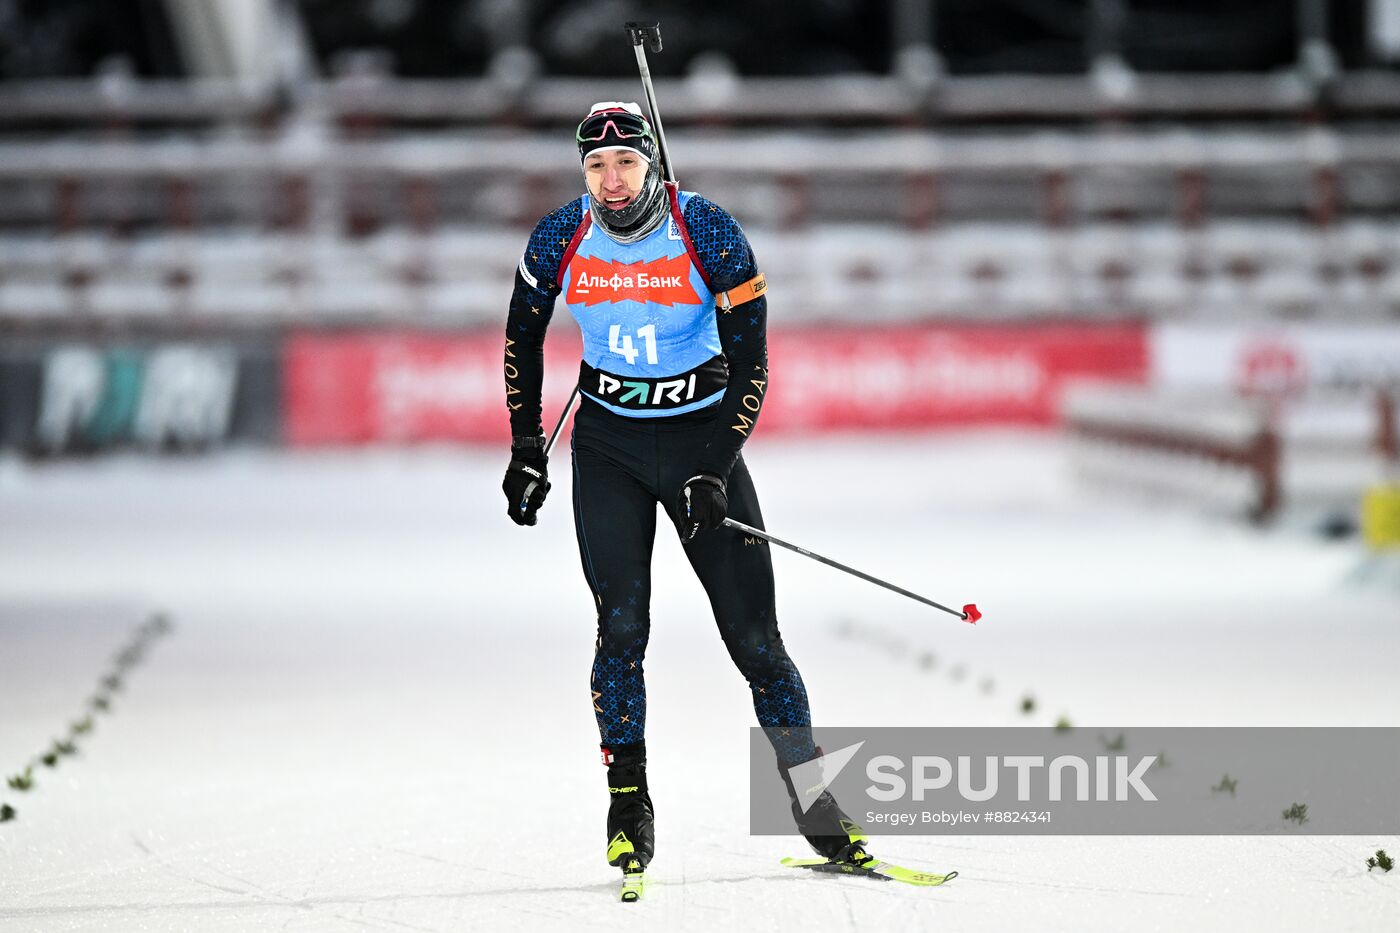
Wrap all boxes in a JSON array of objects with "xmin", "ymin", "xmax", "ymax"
[{"xmin": 570, "ymin": 398, "xmax": 816, "ymax": 766}]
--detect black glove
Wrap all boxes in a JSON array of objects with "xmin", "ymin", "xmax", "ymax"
[
  {"xmin": 503, "ymin": 440, "xmax": 550, "ymax": 526},
  {"xmin": 676, "ymin": 472, "xmax": 727, "ymax": 541}
]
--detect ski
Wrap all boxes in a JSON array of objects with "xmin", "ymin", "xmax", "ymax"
[
  {"xmin": 782, "ymin": 852, "xmax": 957, "ymax": 887},
  {"xmin": 618, "ymin": 857, "xmax": 647, "ymax": 902}
]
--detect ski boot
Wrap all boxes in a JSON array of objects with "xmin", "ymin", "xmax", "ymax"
[
  {"xmin": 780, "ymin": 755, "xmax": 868, "ymax": 862},
  {"xmin": 603, "ymin": 742, "xmax": 655, "ymax": 871},
  {"xmin": 778, "ymin": 751, "xmax": 957, "ymax": 886}
]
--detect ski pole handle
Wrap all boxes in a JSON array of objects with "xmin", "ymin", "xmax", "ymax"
[
  {"xmin": 722, "ymin": 518, "xmax": 980, "ymax": 623},
  {"xmin": 624, "ymin": 21, "xmax": 663, "ymax": 53},
  {"xmin": 623, "ymin": 21, "xmax": 676, "ymax": 184}
]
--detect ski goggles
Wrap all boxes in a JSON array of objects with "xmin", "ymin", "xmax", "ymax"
[{"xmin": 576, "ymin": 110, "xmax": 653, "ymax": 144}]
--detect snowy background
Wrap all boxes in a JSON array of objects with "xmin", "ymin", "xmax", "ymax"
[
  {"xmin": 5, "ymin": 0, "xmax": 1400, "ymax": 928},
  {"xmin": 2, "ymin": 432, "xmax": 1398, "ymax": 931}
]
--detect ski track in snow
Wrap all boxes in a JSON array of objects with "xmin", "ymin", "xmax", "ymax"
[{"xmin": 1, "ymin": 432, "xmax": 1397, "ymax": 932}]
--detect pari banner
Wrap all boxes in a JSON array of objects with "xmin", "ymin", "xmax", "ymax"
[
  {"xmin": 283, "ymin": 323, "xmax": 1147, "ymax": 446},
  {"xmin": 0, "ymin": 342, "xmax": 279, "ymax": 453},
  {"xmin": 749, "ymin": 727, "xmax": 1400, "ymax": 836}
]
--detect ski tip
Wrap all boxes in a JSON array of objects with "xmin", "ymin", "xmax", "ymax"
[{"xmin": 962, "ymin": 604, "xmax": 981, "ymax": 624}]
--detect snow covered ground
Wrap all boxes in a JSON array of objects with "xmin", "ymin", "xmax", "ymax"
[{"xmin": 1, "ymin": 431, "xmax": 1397, "ymax": 932}]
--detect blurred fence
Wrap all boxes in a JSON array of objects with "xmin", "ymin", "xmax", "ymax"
[{"xmin": 2, "ymin": 125, "xmax": 1400, "ymax": 325}]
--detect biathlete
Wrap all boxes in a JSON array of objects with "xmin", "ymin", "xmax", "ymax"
[{"xmin": 501, "ymin": 102, "xmax": 860, "ymax": 880}]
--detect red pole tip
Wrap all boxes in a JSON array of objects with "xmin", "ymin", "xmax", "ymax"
[{"xmin": 962, "ymin": 604, "xmax": 981, "ymax": 624}]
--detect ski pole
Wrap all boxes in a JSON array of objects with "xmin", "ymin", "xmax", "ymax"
[
  {"xmin": 624, "ymin": 21, "xmax": 677, "ymax": 184},
  {"xmin": 722, "ymin": 518, "xmax": 981, "ymax": 623},
  {"xmin": 514, "ymin": 387, "xmax": 579, "ymax": 514},
  {"xmin": 543, "ymin": 386, "xmax": 579, "ymax": 457}
]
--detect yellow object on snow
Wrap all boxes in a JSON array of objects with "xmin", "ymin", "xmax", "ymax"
[{"xmin": 1361, "ymin": 483, "xmax": 1400, "ymax": 551}]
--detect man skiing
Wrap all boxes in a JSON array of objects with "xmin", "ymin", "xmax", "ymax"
[{"xmin": 501, "ymin": 102, "xmax": 861, "ymax": 889}]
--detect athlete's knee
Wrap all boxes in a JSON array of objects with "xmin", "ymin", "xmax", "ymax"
[
  {"xmin": 595, "ymin": 604, "xmax": 650, "ymax": 655},
  {"xmin": 722, "ymin": 627, "xmax": 790, "ymax": 673}
]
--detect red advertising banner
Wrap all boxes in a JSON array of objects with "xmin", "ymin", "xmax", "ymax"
[
  {"xmin": 284, "ymin": 331, "xmax": 582, "ymax": 445},
  {"xmin": 284, "ymin": 323, "xmax": 1146, "ymax": 446},
  {"xmin": 764, "ymin": 323, "xmax": 1148, "ymax": 432}
]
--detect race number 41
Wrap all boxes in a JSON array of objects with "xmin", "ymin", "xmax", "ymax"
[{"xmin": 609, "ymin": 324, "xmax": 659, "ymax": 365}]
